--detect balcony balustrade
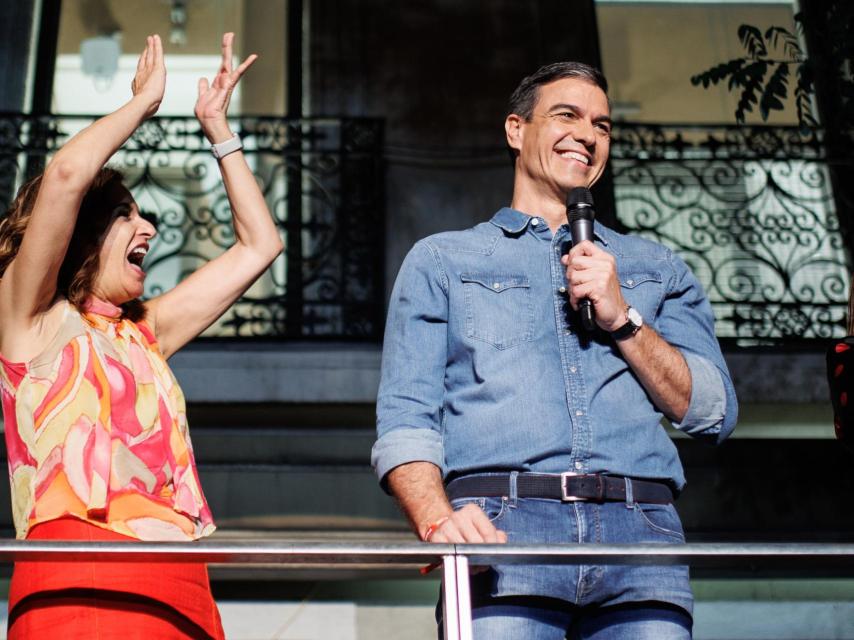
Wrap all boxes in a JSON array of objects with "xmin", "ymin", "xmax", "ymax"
[
  {"xmin": 1, "ymin": 115, "xmax": 849, "ymax": 343},
  {"xmin": 0, "ymin": 113, "xmax": 385, "ymax": 339}
]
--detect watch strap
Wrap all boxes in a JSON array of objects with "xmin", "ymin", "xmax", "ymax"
[
  {"xmin": 611, "ymin": 306, "xmax": 641, "ymax": 341},
  {"xmin": 210, "ymin": 134, "xmax": 243, "ymax": 159},
  {"xmin": 611, "ymin": 320, "xmax": 637, "ymax": 341}
]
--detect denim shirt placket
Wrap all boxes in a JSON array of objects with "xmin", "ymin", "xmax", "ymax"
[{"xmin": 549, "ymin": 224, "xmax": 591, "ymax": 475}]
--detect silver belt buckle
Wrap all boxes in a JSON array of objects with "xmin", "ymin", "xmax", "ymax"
[{"xmin": 560, "ymin": 471, "xmax": 583, "ymax": 501}]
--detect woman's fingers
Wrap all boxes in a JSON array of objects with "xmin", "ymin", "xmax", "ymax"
[
  {"xmin": 132, "ymin": 37, "xmax": 153, "ymax": 95},
  {"xmin": 232, "ymin": 54, "xmax": 258, "ymax": 82},
  {"xmin": 221, "ymin": 32, "xmax": 234, "ymax": 73},
  {"xmin": 152, "ymin": 34, "xmax": 163, "ymax": 66},
  {"xmin": 196, "ymin": 34, "xmax": 256, "ymax": 122},
  {"xmin": 146, "ymin": 35, "xmax": 154, "ymax": 68},
  {"xmin": 136, "ymin": 41, "xmax": 147, "ymax": 73}
]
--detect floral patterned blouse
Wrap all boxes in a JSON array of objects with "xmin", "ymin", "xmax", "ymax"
[{"xmin": 0, "ymin": 298, "xmax": 214, "ymax": 540}]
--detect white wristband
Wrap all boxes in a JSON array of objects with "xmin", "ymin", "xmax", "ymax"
[{"xmin": 210, "ymin": 134, "xmax": 243, "ymax": 159}]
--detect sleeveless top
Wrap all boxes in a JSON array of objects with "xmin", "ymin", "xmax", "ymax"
[{"xmin": 0, "ymin": 298, "xmax": 215, "ymax": 541}]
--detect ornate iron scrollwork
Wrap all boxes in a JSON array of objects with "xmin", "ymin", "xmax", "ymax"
[
  {"xmin": 1, "ymin": 115, "xmax": 848, "ymax": 343},
  {"xmin": 611, "ymin": 123, "xmax": 850, "ymax": 343},
  {"xmin": 0, "ymin": 114, "xmax": 384, "ymax": 340}
]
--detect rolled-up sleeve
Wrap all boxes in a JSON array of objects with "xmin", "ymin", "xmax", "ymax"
[
  {"xmin": 674, "ymin": 352, "xmax": 726, "ymax": 435},
  {"xmin": 372, "ymin": 240, "xmax": 449, "ymax": 490},
  {"xmin": 658, "ymin": 251, "xmax": 738, "ymax": 443}
]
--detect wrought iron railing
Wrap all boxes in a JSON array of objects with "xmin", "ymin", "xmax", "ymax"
[
  {"xmin": 2, "ymin": 114, "xmax": 850, "ymax": 343},
  {"xmin": 3, "ymin": 540, "xmax": 854, "ymax": 640},
  {"xmin": 611, "ymin": 123, "xmax": 851, "ymax": 343},
  {"xmin": 0, "ymin": 113, "xmax": 385, "ymax": 340}
]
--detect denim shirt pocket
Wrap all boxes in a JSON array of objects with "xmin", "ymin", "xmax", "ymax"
[
  {"xmin": 460, "ymin": 273, "xmax": 534, "ymax": 350},
  {"xmin": 618, "ymin": 271, "xmax": 664, "ymax": 321}
]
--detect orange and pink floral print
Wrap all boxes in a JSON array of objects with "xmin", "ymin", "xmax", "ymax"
[{"xmin": 0, "ymin": 299, "xmax": 214, "ymax": 541}]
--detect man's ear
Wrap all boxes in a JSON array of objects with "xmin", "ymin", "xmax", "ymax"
[{"xmin": 505, "ymin": 114, "xmax": 523, "ymax": 153}]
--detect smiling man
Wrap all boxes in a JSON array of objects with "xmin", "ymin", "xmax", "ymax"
[{"xmin": 373, "ymin": 62, "xmax": 738, "ymax": 639}]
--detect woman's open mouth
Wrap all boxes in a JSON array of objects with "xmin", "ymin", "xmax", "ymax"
[{"xmin": 126, "ymin": 244, "xmax": 149, "ymax": 274}]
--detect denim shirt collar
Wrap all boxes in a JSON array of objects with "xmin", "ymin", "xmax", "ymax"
[{"xmin": 489, "ymin": 207, "xmax": 609, "ymax": 245}]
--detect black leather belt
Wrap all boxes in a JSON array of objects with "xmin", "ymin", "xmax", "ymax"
[{"xmin": 446, "ymin": 473, "xmax": 674, "ymax": 504}]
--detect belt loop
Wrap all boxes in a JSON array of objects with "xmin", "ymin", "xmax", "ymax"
[
  {"xmin": 509, "ymin": 471, "xmax": 519, "ymax": 507},
  {"xmin": 624, "ymin": 477, "xmax": 634, "ymax": 509}
]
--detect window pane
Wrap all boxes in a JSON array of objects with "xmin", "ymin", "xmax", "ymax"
[
  {"xmin": 596, "ymin": 1, "xmax": 848, "ymax": 342},
  {"xmin": 53, "ymin": 0, "xmax": 286, "ymax": 115},
  {"xmin": 596, "ymin": 0, "xmax": 799, "ymax": 124}
]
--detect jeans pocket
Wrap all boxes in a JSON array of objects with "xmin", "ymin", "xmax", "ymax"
[
  {"xmin": 449, "ymin": 496, "xmax": 507, "ymax": 523},
  {"xmin": 461, "ymin": 273, "xmax": 533, "ymax": 350},
  {"xmin": 450, "ymin": 497, "xmax": 486, "ymax": 512},
  {"xmin": 635, "ymin": 503, "xmax": 685, "ymax": 542},
  {"xmin": 482, "ymin": 496, "xmax": 508, "ymax": 524}
]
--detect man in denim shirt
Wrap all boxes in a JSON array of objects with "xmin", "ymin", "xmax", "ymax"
[{"xmin": 372, "ymin": 62, "xmax": 737, "ymax": 639}]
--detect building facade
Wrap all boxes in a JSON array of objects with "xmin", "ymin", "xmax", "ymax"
[{"xmin": 1, "ymin": 1, "xmax": 853, "ymax": 637}]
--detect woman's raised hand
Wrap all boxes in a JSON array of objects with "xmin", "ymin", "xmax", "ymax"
[
  {"xmin": 131, "ymin": 35, "xmax": 166, "ymax": 118},
  {"xmin": 195, "ymin": 33, "xmax": 257, "ymax": 142}
]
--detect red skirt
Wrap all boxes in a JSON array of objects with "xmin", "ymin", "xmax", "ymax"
[{"xmin": 8, "ymin": 518, "xmax": 225, "ymax": 639}]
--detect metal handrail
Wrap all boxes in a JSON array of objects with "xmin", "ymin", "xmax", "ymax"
[
  {"xmin": 3, "ymin": 540, "xmax": 854, "ymax": 640},
  {"xmin": 459, "ymin": 542, "xmax": 854, "ymax": 568},
  {"xmin": 2, "ymin": 540, "xmax": 853, "ymax": 567},
  {"xmin": 0, "ymin": 540, "xmax": 450, "ymax": 565}
]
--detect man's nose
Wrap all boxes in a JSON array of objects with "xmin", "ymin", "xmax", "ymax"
[{"xmin": 571, "ymin": 119, "xmax": 596, "ymax": 147}]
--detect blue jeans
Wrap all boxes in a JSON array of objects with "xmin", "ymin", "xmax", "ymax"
[
  {"xmin": 438, "ymin": 477, "xmax": 693, "ymax": 639},
  {"xmin": 468, "ymin": 599, "xmax": 692, "ymax": 639}
]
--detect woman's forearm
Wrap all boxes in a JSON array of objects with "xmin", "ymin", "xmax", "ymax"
[
  {"xmin": 215, "ymin": 144, "xmax": 283, "ymax": 259},
  {"xmin": 48, "ymin": 96, "xmax": 154, "ymax": 191},
  {"xmin": 195, "ymin": 44, "xmax": 281, "ymax": 260},
  {"xmin": 49, "ymin": 35, "xmax": 165, "ymax": 192}
]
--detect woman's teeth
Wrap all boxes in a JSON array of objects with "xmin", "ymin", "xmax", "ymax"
[{"xmin": 128, "ymin": 247, "xmax": 148, "ymax": 267}]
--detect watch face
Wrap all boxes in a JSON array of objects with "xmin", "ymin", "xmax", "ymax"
[{"xmin": 627, "ymin": 306, "xmax": 643, "ymax": 327}]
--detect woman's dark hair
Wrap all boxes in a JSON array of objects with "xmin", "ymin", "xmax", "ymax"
[
  {"xmin": 0, "ymin": 167, "xmax": 144, "ymax": 320},
  {"xmin": 507, "ymin": 61, "xmax": 609, "ymax": 120}
]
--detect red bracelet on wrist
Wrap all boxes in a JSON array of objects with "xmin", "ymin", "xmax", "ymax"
[{"xmin": 423, "ymin": 516, "xmax": 450, "ymax": 542}]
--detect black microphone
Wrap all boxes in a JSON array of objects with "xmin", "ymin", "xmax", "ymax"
[{"xmin": 566, "ymin": 187, "xmax": 596, "ymax": 332}]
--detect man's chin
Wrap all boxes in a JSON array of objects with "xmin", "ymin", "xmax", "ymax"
[
  {"xmin": 563, "ymin": 173, "xmax": 603, "ymax": 193},
  {"xmin": 559, "ymin": 179, "xmax": 592, "ymax": 194}
]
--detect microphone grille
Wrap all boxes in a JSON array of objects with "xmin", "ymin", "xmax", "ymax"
[
  {"xmin": 567, "ymin": 187, "xmax": 595, "ymax": 224},
  {"xmin": 567, "ymin": 187, "xmax": 594, "ymax": 208}
]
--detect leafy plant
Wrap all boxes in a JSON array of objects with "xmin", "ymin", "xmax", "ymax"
[{"xmin": 691, "ymin": 22, "xmax": 816, "ymax": 127}]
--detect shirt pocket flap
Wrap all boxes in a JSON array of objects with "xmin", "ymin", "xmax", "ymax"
[
  {"xmin": 619, "ymin": 272, "xmax": 662, "ymax": 289},
  {"xmin": 460, "ymin": 273, "xmax": 530, "ymax": 293}
]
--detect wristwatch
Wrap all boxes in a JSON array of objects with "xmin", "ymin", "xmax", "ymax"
[
  {"xmin": 611, "ymin": 305, "xmax": 643, "ymax": 341},
  {"xmin": 210, "ymin": 134, "xmax": 243, "ymax": 160}
]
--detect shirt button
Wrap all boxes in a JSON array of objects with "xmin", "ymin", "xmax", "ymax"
[
  {"xmin": 531, "ymin": 218, "xmax": 539, "ymax": 226},
  {"xmin": 574, "ymin": 461, "xmax": 583, "ymax": 470},
  {"xmin": 627, "ymin": 279, "xmax": 634, "ymax": 286},
  {"xmin": 493, "ymin": 282, "xmax": 500, "ymax": 290},
  {"xmin": 575, "ymin": 410, "xmax": 584, "ymax": 417},
  {"xmin": 569, "ymin": 366, "xmax": 577, "ymax": 373},
  {"xmin": 558, "ymin": 286, "xmax": 567, "ymax": 294}
]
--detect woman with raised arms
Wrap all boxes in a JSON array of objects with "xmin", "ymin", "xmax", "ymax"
[{"xmin": 0, "ymin": 33, "xmax": 281, "ymax": 638}]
